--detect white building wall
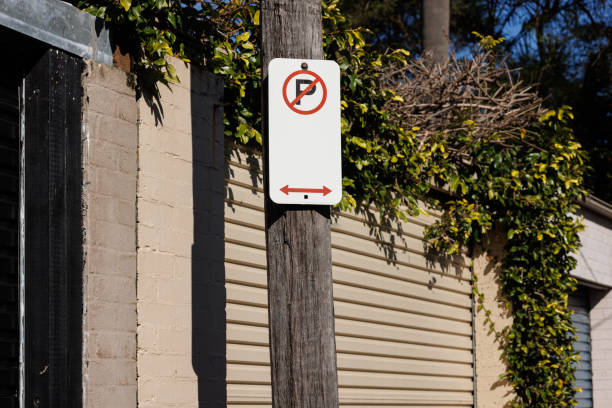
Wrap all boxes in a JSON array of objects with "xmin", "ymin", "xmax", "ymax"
[
  {"xmin": 573, "ymin": 207, "xmax": 612, "ymax": 287},
  {"xmin": 570, "ymin": 199, "xmax": 612, "ymax": 408}
]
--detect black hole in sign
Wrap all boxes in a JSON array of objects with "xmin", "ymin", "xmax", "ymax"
[{"xmin": 304, "ymin": 195, "xmax": 308, "ymax": 199}]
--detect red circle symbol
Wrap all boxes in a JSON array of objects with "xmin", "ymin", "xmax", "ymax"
[{"xmin": 282, "ymin": 70, "xmax": 327, "ymax": 115}]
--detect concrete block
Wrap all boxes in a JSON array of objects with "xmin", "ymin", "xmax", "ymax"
[
  {"xmin": 135, "ymin": 62, "xmax": 224, "ymax": 407},
  {"xmin": 87, "ymin": 85, "xmax": 121, "ymax": 116},
  {"xmin": 170, "ymin": 208, "xmax": 195, "ymax": 235},
  {"xmin": 87, "ymin": 62, "xmax": 136, "ymax": 97},
  {"xmin": 89, "ymin": 331, "xmax": 136, "ymax": 360},
  {"xmin": 117, "ymin": 251, "xmax": 137, "ymax": 277},
  {"xmin": 139, "ymin": 200, "xmax": 174, "ymax": 229},
  {"xmin": 89, "ymin": 273, "xmax": 136, "ymax": 304},
  {"xmin": 168, "ymin": 156, "xmax": 194, "ymax": 184},
  {"xmin": 115, "ymin": 93, "xmax": 139, "ymax": 124},
  {"xmin": 169, "ymin": 105, "xmax": 193, "ymax": 135},
  {"xmin": 156, "ymin": 378, "xmax": 198, "ymax": 405},
  {"xmin": 172, "ymin": 182, "xmax": 195, "ymax": 208},
  {"xmin": 138, "ymin": 250, "xmax": 175, "ymax": 280},
  {"xmin": 87, "ymin": 385, "xmax": 137, "ymax": 408},
  {"xmin": 147, "ymin": 178, "xmax": 181, "ymax": 207},
  {"xmin": 138, "ymin": 378, "xmax": 163, "ymax": 406},
  {"xmin": 137, "ymin": 275, "xmax": 158, "ymax": 303},
  {"xmin": 89, "ymin": 193, "xmax": 120, "ymax": 224},
  {"xmin": 160, "ymin": 230, "xmax": 193, "ymax": 258},
  {"xmin": 88, "ymin": 138, "xmax": 119, "ymax": 171},
  {"xmin": 138, "ymin": 303, "xmax": 189, "ymax": 330},
  {"xmin": 137, "ymin": 325, "xmax": 158, "ymax": 353},
  {"xmin": 138, "ymin": 353, "xmax": 195, "ymax": 378},
  {"xmin": 173, "ymin": 256, "xmax": 191, "ymax": 279},
  {"xmin": 96, "ymin": 168, "xmax": 137, "ymax": 202},
  {"xmin": 86, "ymin": 246, "xmax": 116, "ymax": 275},
  {"xmin": 117, "ymin": 199, "xmax": 136, "ymax": 227},
  {"xmin": 138, "ymin": 224, "xmax": 161, "ymax": 250},
  {"xmin": 89, "ymin": 111, "xmax": 138, "ymax": 150},
  {"xmin": 158, "ymin": 328, "xmax": 191, "ymax": 355},
  {"xmin": 138, "ymin": 149, "xmax": 168, "ymax": 179},
  {"xmin": 84, "ymin": 86, "xmax": 137, "ymax": 124},
  {"xmin": 157, "ymin": 278, "xmax": 190, "ymax": 305},
  {"xmin": 86, "ymin": 358, "xmax": 135, "ymax": 385},
  {"xmin": 592, "ymin": 340, "xmax": 612, "ymax": 357},
  {"xmin": 138, "ymin": 123, "xmax": 161, "ymax": 149},
  {"xmin": 572, "ymin": 208, "xmax": 612, "ymax": 286},
  {"xmin": 138, "ymin": 173, "xmax": 160, "ymax": 199},
  {"xmin": 167, "ymin": 131, "xmax": 195, "ymax": 161},
  {"xmin": 139, "ymin": 125, "xmax": 193, "ymax": 161},
  {"xmin": 118, "ymin": 146, "xmax": 138, "ymax": 175},
  {"xmin": 91, "ymin": 220, "xmax": 136, "ymax": 252},
  {"xmin": 83, "ymin": 60, "xmax": 138, "ymax": 406},
  {"xmin": 88, "ymin": 301, "xmax": 137, "ymax": 332}
]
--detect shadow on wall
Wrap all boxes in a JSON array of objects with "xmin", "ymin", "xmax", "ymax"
[
  {"xmin": 222, "ymin": 141, "xmax": 469, "ymax": 287},
  {"xmin": 223, "ymin": 143, "xmax": 263, "ymax": 208},
  {"xmin": 190, "ymin": 67, "xmax": 226, "ymax": 407}
]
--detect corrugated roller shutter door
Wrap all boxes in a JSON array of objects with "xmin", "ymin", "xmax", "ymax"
[
  {"xmin": 225, "ymin": 146, "xmax": 474, "ymax": 407},
  {"xmin": 569, "ymin": 287, "xmax": 593, "ymax": 408}
]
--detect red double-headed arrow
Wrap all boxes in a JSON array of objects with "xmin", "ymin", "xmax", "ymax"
[{"xmin": 280, "ymin": 185, "xmax": 332, "ymax": 196}]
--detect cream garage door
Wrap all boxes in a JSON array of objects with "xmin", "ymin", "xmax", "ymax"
[{"xmin": 224, "ymin": 145, "xmax": 474, "ymax": 407}]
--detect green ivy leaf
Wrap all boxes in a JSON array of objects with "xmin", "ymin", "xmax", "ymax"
[
  {"xmin": 236, "ymin": 31, "xmax": 250, "ymax": 43},
  {"xmin": 119, "ymin": 0, "xmax": 131, "ymax": 12}
]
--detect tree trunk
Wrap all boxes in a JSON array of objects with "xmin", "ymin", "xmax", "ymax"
[
  {"xmin": 261, "ymin": 1, "xmax": 339, "ymax": 407},
  {"xmin": 423, "ymin": 0, "xmax": 450, "ymax": 63}
]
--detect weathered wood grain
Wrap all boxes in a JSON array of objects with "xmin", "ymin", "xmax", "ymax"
[{"xmin": 262, "ymin": 1, "xmax": 339, "ymax": 407}]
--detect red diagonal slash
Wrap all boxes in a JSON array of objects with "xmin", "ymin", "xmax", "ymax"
[
  {"xmin": 280, "ymin": 185, "xmax": 332, "ymax": 196},
  {"xmin": 289, "ymin": 78, "xmax": 321, "ymax": 107}
]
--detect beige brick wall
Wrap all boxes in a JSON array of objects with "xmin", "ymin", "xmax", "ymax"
[
  {"xmin": 572, "ymin": 205, "xmax": 612, "ymax": 406},
  {"xmin": 590, "ymin": 287, "xmax": 612, "ymax": 407},
  {"xmin": 137, "ymin": 61, "xmax": 224, "ymax": 407},
  {"xmin": 473, "ymin": 230, "xmax": 514, "ymax": 408},
  {"xmin": 82, "ymin": 61, "xmax": 139, "ymax": 407},
  {"xmin": 573, "ymin": 208, "xmax": 612, "ymax": 287}
]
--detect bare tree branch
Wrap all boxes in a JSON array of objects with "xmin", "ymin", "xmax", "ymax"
[{"xmin": 380, "ymin": 48, "xmax": 546, "ymax": 153}]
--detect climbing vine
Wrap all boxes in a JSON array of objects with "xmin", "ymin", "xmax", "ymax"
[
  {"xmin": 424, "ymin": 107, "xmax": 586, "ymax": 407},
  {"xmin": 76, "ymin": 0, "xmax": 588, "ymax": 406}
]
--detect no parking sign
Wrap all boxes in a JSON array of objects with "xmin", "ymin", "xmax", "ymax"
[{"xmin": 268, "ymin": 58, "xmax": 341, "ymax": 205}]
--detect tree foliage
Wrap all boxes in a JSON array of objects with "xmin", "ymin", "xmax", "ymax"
[
  {"xmin": 75, "ymin": 1, "xmax": 589, "ymax": 406},
  {"xmin": 336, "ymin": 0, "xmax": 423, "ymax": 52},
  {"xmin": 72, "ymin": 0, "xmax": 194, "ymax": 90},
  {"xmin": 338, "ymin": 0, "xmax": 611, "ymax": 203}
]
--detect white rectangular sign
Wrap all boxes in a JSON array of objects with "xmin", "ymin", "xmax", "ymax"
[{"xmin": 268, "ymin": 58, "xmax": 341, "ymax": 205}]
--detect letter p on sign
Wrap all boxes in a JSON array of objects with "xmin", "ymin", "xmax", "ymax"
[{"xmin": 268, "ymin": 58, "xmax": 341, "ymax": 205}]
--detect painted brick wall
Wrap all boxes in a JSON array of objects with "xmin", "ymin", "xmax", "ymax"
[
  {"xmin": 573, "ymin": 209, "xmax": 612, "ymax": 287},
  {"xmin": 81, "ymin": 61, "xmax": 139, "ymax": 407},
  {"xmin": 573, "ymin": 207, "xmax": 612, "ymax": 408},
  {"xmin": 136, "ymin": 61, "xmax": 224, "ymax": 407}
]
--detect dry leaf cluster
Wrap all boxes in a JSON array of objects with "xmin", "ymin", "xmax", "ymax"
[{"xmin": 382, "ymin": 49, "xmax": 546, "ymax": 152}]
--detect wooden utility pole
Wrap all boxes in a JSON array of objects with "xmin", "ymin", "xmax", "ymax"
[
  {"xmin": 261, "ymin": 1, "xmax": 339, "ymax": 407},
  {"xmin": 423, "ymin": 0, "xmax": 450, "ymax": 64}
]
